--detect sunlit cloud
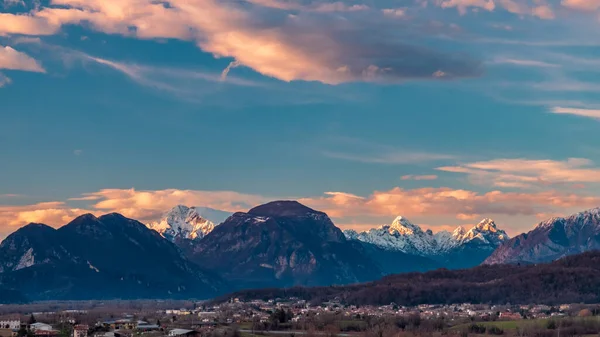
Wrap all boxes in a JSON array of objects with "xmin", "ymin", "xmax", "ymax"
[
  {"xmin": 2, "ymin": 186, "xmax": 600, "ymax": 239},
  {"xmin": 438, "ymin": 158, "xmax": 600, "ymax": 188},
  {"xmin": 401, "ymin": 175, "xmax": 439, "ymax": 181},
  {"xmin": 0, "ymin": 0, "xmax": 482, "ymax": 84},
  {"xmin": 300, "ymin": 187, "xmax": 600, "ymax": 220},
  {"xmin": 0, "ymin": 202, "xmax": 95, "ymax": 237},
  {"xmin": 78, "ymin": 188, "xmax": 270, "ymax": 222},
  {"xmin": 0, "ymin": 45, "xmax": 45, "ymax": 73},
  {"xmin": 551, "ymin": 107, "xmax": 600, "ymax": 120}
]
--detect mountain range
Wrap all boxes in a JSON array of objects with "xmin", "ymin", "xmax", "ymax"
[
  {"xmin": 343, "ymin": 216, "xmax": 509, "ymax": 269},
  {"xmin": 484, "ymin": 207, "xmax": 600, "ymax": 265},
  {"xmin": 1, "ymin": 201, "xmax": 600, "ymax": 302},
  {"xmin": 0, "ymin": 213, "xmax": 226, "ymax": 301}
]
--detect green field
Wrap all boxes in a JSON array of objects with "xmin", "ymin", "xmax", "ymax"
[{"xmin": 451, "ymin": 319, "xmax": 549, "ymax": 331}]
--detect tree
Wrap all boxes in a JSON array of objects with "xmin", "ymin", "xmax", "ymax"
[
  {"xmin": 17, "ymin": 327, "xmax": 28, "ymax": 337},
  {"xmin": 28, "ymin": 315, "xmax": 37, "ymax": 325},
  {"xmin": 156, "ymin": 319, "xmax": 161, "ymax": 327}
]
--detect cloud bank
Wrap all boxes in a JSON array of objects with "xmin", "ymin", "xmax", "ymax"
[
  {"xmin": 2, "ymin": 184, "xmax": 599, "ymax": 238},
  {"xmin": 0, "ymin": 0, "xmax": 482, "ymax": 84}
]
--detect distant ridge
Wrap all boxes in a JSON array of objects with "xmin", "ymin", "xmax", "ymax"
[
  {"xmin": 221, "ymin": 250, "xmax": 600, "ymax": 306},
  {"xmin": 344, "ymin": 216, "xmax": 509, "ymax": 269},
  {"xmin": 485, "ymin": 207, "xmax": 600, "ymax": 265}
]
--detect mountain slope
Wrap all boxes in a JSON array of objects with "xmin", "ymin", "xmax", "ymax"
[
  {"xmin": 344, "ymin": 217, "xmax": 509, "ymax": 269},
  {"xmin": 186, "ymin": 201, "xmax": 382, "ymax": 289},
  {"xmin": 0, "ymin": 214, "xmax": 228, "ymax": 300},
  {"xmin": 147, "ymin": 205, "xmax": 231, "ymax": 242},
  {"xmin": 0, "ymin": 223, "xmax": 73, "ymax": 273},
  {"xmin": 484, "ymin": 208, "xmax": 600, "ymax": 265},
  {"xmin": 224, "ymin": 250, "xmax": 600, "ymax": 306}
]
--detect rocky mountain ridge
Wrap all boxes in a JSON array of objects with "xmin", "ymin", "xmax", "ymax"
[
  {"xmin": 343, "ymin": 216, "xmax": 509, "ymax": 268},
  {"xmin": 146, "ymin": 205, "xmax": 231, "ymax": 242},
  {"xmin": 484, "ymin": 207, "xmax": 600, "ymax": 265}
]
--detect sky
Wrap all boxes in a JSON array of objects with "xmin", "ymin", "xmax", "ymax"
[{"xmin": 2, "ymin": 0, "xmax": 600, "ymax": 239}]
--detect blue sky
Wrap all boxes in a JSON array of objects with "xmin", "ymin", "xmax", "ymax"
[{"xmin": 1, "ymin": 0, "xmax": 600, "ymax": 238}]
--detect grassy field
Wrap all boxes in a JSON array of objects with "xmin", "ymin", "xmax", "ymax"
[{"xmin": 451, "ymin": 318, "xmax": 549, "ymax": 331}]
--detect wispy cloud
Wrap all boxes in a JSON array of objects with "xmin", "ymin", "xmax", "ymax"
[
  {"xmin": 438, "ymin": 158, "xmax": 600, "ymax": 189},
  {"xmin": 322, "ymin": 137, "xmax": 455, "ymax": 164},
  {"xmin": 401, "ymin": 174, "xmax": 439, "ymax": 180},
  {"xmin": 489, "ymin": 58, "xmax": 560, "ymax": 68},
  {"xmin": 324, "ymin": 151, "xmax": 455, "ymax": 164},
  {"xmin": 550, "ymin": 107, "xmax": 600, "ymax": 120},
  {"xmin": 0, "ymin": 73, "xmax": 11, "ymax": 87},
  {"xmin": 87, "ymin": 56, "xmax": 260, "ymax": 90}
]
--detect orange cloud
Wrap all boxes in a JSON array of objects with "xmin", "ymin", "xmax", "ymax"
[
  {"xmin": 0, "ymin": 202, "xmax": 95, "ymax": 237},
  {"xmin": 0, "ymin": 45, "xmax": 45, "ymax": 72},
  {"xmin": 560, "ymin": 0, "xmax": 600, "ymax": 10},
  {"xmin": 301, "ymin": 187, "xmax": 600, "ymax": 220},
  {"xmin": 438, "ymin": 158, "xmax": 600, "ymax": 189},
  {"xmin": 1, "ymin": 187, "xmax": 599, "ymax": 240},
  {"xmin": 79, "ymin": 188, "xmax": 269, "ymax": 221},
  {"xmin": 0, "ymin": 0, "xmax": 481, "ymax": 84}
]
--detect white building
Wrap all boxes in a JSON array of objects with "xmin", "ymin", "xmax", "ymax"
[
  {"xmin": 168, "ymin": 329, "xmax": 194, "ymax": 337},
  {"xmin": 30, "ymin": 323, "xmax": 53, "ymax": 331},
  {"xmin": 0, "ymin": 320, "xmax": 20, "ymax": 330}
]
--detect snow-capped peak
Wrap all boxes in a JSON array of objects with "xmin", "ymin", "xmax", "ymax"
[
  {"xmin": 452, "ymin": 226, "xmax": 466, "ymax": 238},
  {"xmin": 454, "ymin": 218, "xmax": 508, "ymax": 245},
  {"xmin": 388, "ymin": 216, "xmax": 423, "ymax": 235},
  {"xmin": 343, "ymin": 216, "xmax": 510, "ymax": 257},
  {"xmin": 147, "ymin": 205, "xmax": 231, "ymax": 242},
  {"xmin": 475, "ymin": 218, "xmax": 498, "ymax": 232},
  {"xmin": 536, "ymin": 207, "xmax": 600, "ymax": 229}
]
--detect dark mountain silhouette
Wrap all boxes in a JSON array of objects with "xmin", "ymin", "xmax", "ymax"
[
  {"xmin": 0, "ymin": 214, "xmax": 227, "ymax": 300},
  {"xmin": 485, "ymin": 208, "xmax": 600, "ymax": 265},
  {"xmin": 184, "ymin": 201, "xmax": 383, "ymax": 289}
]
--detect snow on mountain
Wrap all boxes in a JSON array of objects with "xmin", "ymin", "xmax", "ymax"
[
  {"xmin": 343, "ymin": 216, "xmax": 509, "ymax": 257},
  {"xmin": 147, "ymin": 205, "xmax": 232, "ymax": 241}
]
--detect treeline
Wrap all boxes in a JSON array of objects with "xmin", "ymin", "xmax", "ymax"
[{"xmin": 224, "ymin": 251, "xmax": 600, "ymax": 306}]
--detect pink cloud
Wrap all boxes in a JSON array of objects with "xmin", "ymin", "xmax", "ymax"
[
  {"xmin": 301, "ymin": 187, "xmax": 600, "ymax": 220},
  {"xmin": 0, "ymin": 202, "xmax": 95, "ymax": 237},
  {"xmin": 438, "ymin": 158, "xmax": 600, "ymax": 189},
  {"xmin": 0, "ymin": 46, "xmax": 45, "ymax": 72},
  {"xmin": 0, "ymin": 0, "xmax": 481, "ymax": 84},
  {"xmin": 2, "ymin": 186, "xmax": 599, "ymax": 239},
  {"xmin": 401, "ymin": 174, "xmax": 438, "ymax": 181}
]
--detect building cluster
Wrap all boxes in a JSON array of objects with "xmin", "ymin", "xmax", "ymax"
[
  {"xmin": 205, "ymin": 298, "xmax": 573, "ymax": 325},
  {"xmin": 0, "ymin": 320, "xmax": 89, "ymax": 337},
  {"xmin": 0, "ymin": 300, "xmax": 579, "ymax": 337}
]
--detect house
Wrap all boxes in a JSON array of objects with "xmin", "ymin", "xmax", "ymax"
[
  {"xmin": 32, "ymin": 330, "xmax": 60, "ymax": 337},
  {"xmin": 96, "ymin": 331, "xmax": 130, "ymax": 337},
  {"xmin": 135, "ymin": 325, "xmax": 160, "ymax": 332},
  {"xmin": 168, "ymin": 329, "xmax": 198, "ymax": 337},
  {"xmin": 102, "ymin": 319, "xmax": 135, "ymax": 330},
  {"xmin": 73, "ymin": 325, "xmax": 88, "ymax": 337},
  {"xmin": 30, "ymin": 323, "xmax": 53, "ymax": 332},
  {"xmin": 0, "ymin": 321, "xmax": 20, "ymax": 330},
  {"xmin": 499, "ymin": 312, "xmax": 522, "ymax": 320}
]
